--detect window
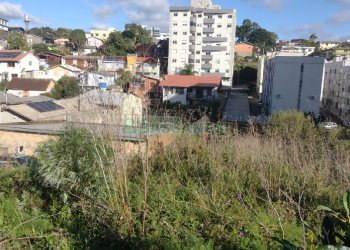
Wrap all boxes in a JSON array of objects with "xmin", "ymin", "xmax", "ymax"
[
  {"xmin": 11, "ymin": 74, "xmax": 18, "ymax": 78},
  {"xmin": 8, "ymin": 62, "xmax": 15, "ymax": 67},
  {"xmin": 183, "ymin": 32, "xmax": 187, "ymax": 35},
  {"xmin": 173, "ymin": 40, "xmax": 177, "ymax": 44},
  {"xmin": 95, "ymin": 33, "xmax": 99, "ymax": 36},
  {"xmin": 172, "ymin": 59, "xmax": 177, "ymax": 62},
  {"xmin": 103, "ymin": 34, "xmax": 106, "ymax": 37},
  {"xmin": 228, "ymin": 15, "xmax": 233, "ymax": 18},
  {"xmin": 218, "ymin": 15, "xmax": 222, "ymax": 18},
  {"xmin": 183, "ymin": 23, "xmax": 187, "ymax": 26},
  {"xmin": 173, "ymin": 31, "xmax": 177, "ymax": 35},
  {"xmin": 196, "ymin": 51, "xmax": 201, "ymax": 54},
  {"xmin": 173, "ymin": 23, "xmax": 178, "ymax": 26},
  {"xmin": 176, "ymin": 88, "xmax": 185, "ymax": 94},
  {"xmin": 198, "ymin": 14, "xmax": 202, "ymax": 18},
  {"xmin": 174, "ymin": 13, "xmax": 178, "ymax": 16},
  {"xmin": 196, "ymin": 60, "xmax": 200, "ymax": 63},
  {"xmin": 184, "ymin": 13, "xmax": 188, "ymax": 16},
  {"xmin": 197, "ymin": 33, "xmax": 201, "ymax": 36},
  {"xmin": 226, "ymin": 69, "xmax": 230, "ymax": 73},
  {"xmin": 182, "ymin": 40, "xmax": 187, "ymax": 45},
  {"xmin": 215, "ymin": 69, "xmax": 220, "ymax": 73},
  {"xmin": 29, "ymin": 61, "xmax": 32, "ymax": 66},
  {"xmin": 217, "ymin": 24, "xmax": 222, "ymax": 28},
  {"xmin": 215, "ymin": 60, "xmax": 220, "ymax": 64},
  {"xmin": 227, "ymin": 24, "xmax": 232, "ymax": 28}
]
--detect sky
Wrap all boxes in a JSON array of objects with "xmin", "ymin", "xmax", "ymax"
[{"xmin": 1, "ymin": 0, "xmax": 350, "ymax": 41}]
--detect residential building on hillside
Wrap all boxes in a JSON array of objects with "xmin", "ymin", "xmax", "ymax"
[
  {"xmin": 168, "ymin": 0, "xmax": 236, "ymax": 88},
  {"xmin": 262, "ymin": 56, "xmax": 325, "ymax": 116},
  {"xmin": 318, "ymin": 41, "xmax": 340, "ymax": 51},
  {"xmin": 78, "ymin": 72, "xmax": 116, "ymax": 89},
  {"xmin": 235, "ymin": 42, "xmax": 255, "ymax": 57},
  {"xmin": 333, "ymin": 47, "xmax": 350, "ymax": 57},
  {"xmin": 25, "ymin": 34, "xmax": 44, "ymax": 48},
  {"xmin": 0, "ymin": 18, "xmax": 9, "ymax": 31},
  {"xmin": 62, "ymin": 55, "xmax": 102, "ymax": 70},
  {"xmin": 322, "ymin": 58, "xmax": 350, "ymax": 125},
  {"xmin": 22, "ymin": 64, "xmax": 83, "ymax": 81},
  {"xmin": 36, "ymin": 52, "xmax": 62, "ymax": 66},
  {"xmin": 90, "ymin": 28, "xmax": 117, "ymax": 41},
  {"xmin": 7, "ymin": 78, "xmax": 55, "ymax": 97},
  {"xmin": 0, "ymin": 50, "xmax": 40, "ymax": 81},
  {"xmin": 143, "ymin": 26, "xmax": 161, "ymax": 39},
  {"xmin": 161, "ymin": 75, "xmax": 221, "ymax": 104},
  {"xmin": 128, "ymin": 76, "xmax": 161, "ymax": 101},
  {"xmin": 276, "ymin": 45, "xmax": 315, "ymax": 56}
]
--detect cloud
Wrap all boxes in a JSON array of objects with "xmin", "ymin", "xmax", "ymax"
[
  {"xmin": 92, "ymin": 0, "xmax": 170, "ymax": 31},
  {"xmin": 332, "ymin": 0, "xmax": 350, "ymax": 4},
  {"xmin": 91, "ymin": 22, "xmax": 115, "ymax": 30},
  {"xmin": 0, "ymin": 1, "xmax": 47, "ymax": 25},
  {"xmin": 326, "ymin": 10, "xmax": 350, "ymax": 24},
  {"xmin": 237, "ymin": 0, "xmax": 288, "ymax": 10}
]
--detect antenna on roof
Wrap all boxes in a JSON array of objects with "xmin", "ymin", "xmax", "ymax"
[{"xmin": 24, "ymin": 14, "xmax": 30, "ymax": 32}]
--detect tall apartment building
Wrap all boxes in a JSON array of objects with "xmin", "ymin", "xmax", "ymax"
[
  {"xmin": 262, "ymin": 56, "xmax": 326, "ymax": 116},
  {"xmin": 168, "ymin": 0, "xmax": 236, "ymax": 88},
  {"xmin": 322, "ymin": 58, "xmax": 350, "ymax": 124}
]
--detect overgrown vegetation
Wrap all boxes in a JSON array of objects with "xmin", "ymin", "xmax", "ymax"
[{"xmin": 2, "ymin": 111, "xmax": 350, "ymax": 249}]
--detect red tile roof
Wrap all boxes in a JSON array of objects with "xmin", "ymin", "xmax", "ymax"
[
  {"xmin": 8, "ymin": 78, "xmax": 54, "ymax": 91},
  {"xmin": 160, "ymin": 75, "xmax": 221, "ymax": 88},
  {"xmin": 136, "ymin": 57, "xmax": 157, "ymax": 64}
]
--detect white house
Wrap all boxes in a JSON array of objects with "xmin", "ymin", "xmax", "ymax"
[
  {"xmin": 0, "ymin": 50, "xmax": 40, "ymax": 82},
  {"xmin": 23, "ymin": 64, "xmax": 83, "ymax": 81},
  {"xmin": 78, "ymin": 72, "xmax": 117, "ymax": 89},
  {"xmin": 161, "ymin": 75, "xmax": 221, "ymax": 104},
  {"xmin": 7, "ymin": 78, "xmax": 55, "ymax": 97},
  {"xmin": 262, "ymin": 56, "xmax": 326, "ymax": 116}
]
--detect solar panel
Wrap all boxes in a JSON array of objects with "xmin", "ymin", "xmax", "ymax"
[
  {"xmin": 0, "ymin": 52, "xmax": 22, "ymax": 59},
  {"xmin": 26, "ymin": 101, "xmax": 64, "ymax": 113}
]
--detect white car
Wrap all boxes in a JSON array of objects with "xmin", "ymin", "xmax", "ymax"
[{"xmin": 324, "ymin": 122, "xmax": 338, "ymax": 130}]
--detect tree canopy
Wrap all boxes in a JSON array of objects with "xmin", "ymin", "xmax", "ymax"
[
  {"xmin": 69, "ymin": 29, "xmax": 87, "ymax": 51},
  {"xmin": 180, "ymin": 64, "xmax": 195, "ymax": 75},
  {"xmin": 51, "ymin": 76, "xmax": 80, "ymax": 99},
  {"xmin": 7, "ymin": 32, "xmax": 28, "ymax": 50},
  {"xmin": 103, "ymin": 24, "xmax": 153, "ymax": 56},
  {"xmin": 236, "ymin": 19, "xmax": 278, "ymax": 53}
]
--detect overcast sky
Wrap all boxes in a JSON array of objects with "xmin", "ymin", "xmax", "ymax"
[{"xmin": 1, "ymin": 0, "xmax": 350, "ymax": 41}]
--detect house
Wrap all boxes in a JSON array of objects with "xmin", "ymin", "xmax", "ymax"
[
  {"xmin": 7, "ymin": 78, "xmax": 55, "ymax": 97},
  {"xmin": 25, "ymin": 34, "xmax": 44, "ymax": 48},
  {"xmin": 0, "ymin": 50, "xmax": 40, "ymax": 81},
  {"xmin": 36, "ymin": 52, "xmax": 62, "ymax": 66},
  {"xmin": 318, "ymin": 41, "xmax": 340, "ymax": 51},
  {"xmin": 54, "ymin": 38, "xmax": 70, "ymax": 48},
  {"xmin": 160, "ymin": 75, "xmax": 221, "ymax": 105},
  {"xmin": 333, "ymin": 47, "xmax": 350, "ymax": 57},
  {"xmin": 262, "ymin": 56, "xmax": 325, "ymax": 116},
  {"xmin": 78, "ymin": 71, "xmax": 116, "ymax": 89},
  {"xmin": 235, "ymin": 42, "xmax": 255, "ymax": 57},
  {"xmin": 128, "ymin": 76, "xmax": 161, "ymax": 101},
  {"xmin": 85, "ymin": 35, "xmax": 104, "ymax": 48},
  {"xmin": 322, "ymin": 58, "xmax": 350, "ymax": 125},
  {"xmin": 90, "ymin": 28, "xmax": 117, "ymax": 41},
  {"xmin": 98, "ymin": 56, "xmax": 126, "ymax": 72},
  {"xmin": 62, "ymin": 55, "xmax": 102, "ymax": 70},
  {"xmin": 23, "ymin": 64, "xmax": 83, "ymax": 81},
  {"xmin": 0, "ymin": 18, "xmax": 9, "ymax": 31}
]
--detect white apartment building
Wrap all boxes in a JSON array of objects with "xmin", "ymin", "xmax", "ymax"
[
  {"xmin": 0, "ymin": 18, "xmax": 9, "ymax": 31},
  {"xmin": 322, "ymin": 58, "xmax": 350, "ymax": 124},
  {"xmin": 262, "ymin": 56, "xmax": 326, "ymax": 116},
  {"xmin": 168, "ymin": 0, "xmax": 236, "ymax": 88}
]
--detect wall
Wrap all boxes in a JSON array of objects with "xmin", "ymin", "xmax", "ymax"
[
  {"xmin": 263, "ymin": 56, "xmax": 325, "ymax": 115},
  {"xmin": 0, "ymin": 131, "xmax": 56, "ymax": 156},
  {"xmin": 162, "ymin": 87, "xmax": 187, "ymax": 104}
]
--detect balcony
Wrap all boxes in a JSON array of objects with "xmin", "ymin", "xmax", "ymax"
[
  {"xmin": 189, "ymin": 45, "xmax": 196, "ymax": 51},
  {"xmin": 202, "ymin": 46, "xmax": 227, "ymax": 52},
  {"xmin": 203, "ymin": 18, "xmax": 215, "ymax": 24},
  {"xmin": 189, "ymin": 36, "xmax": 196, "ymax": 42},
  {"xmin": 189, "ymin": 54, "xmax": 196, "ymax": 60},
  {"xmin": 201, "ymin": 64, "xmax": 212, "ymax": 69},
  {"xmin": 202, "ymin": 37, "xmax": 227, "ymax": 43},
  {"xmin": 202, "ymin": 55, "xmax": 213, "ymax": 60},
  {"xmin": 190, "ymin": 26, "xmax": 196, "ymax": 32},
  {"xmin": 187, "ymin": 93, "xmax": 217, "ymax": 100},
  {"xmin": 203, "ymin": 28, "xmax": 214, "ymax": 33}
]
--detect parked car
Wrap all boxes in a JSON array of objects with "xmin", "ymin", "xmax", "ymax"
[{"xmin": 324, "ymin": 122, "xmax": 338, "ymax": 130}]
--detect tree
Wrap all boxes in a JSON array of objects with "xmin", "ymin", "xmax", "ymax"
[
  {"xmin": 0, "ymin": 80, "xmax": 7, "ymax": 91},
  {"xmin": 247, "ymin": 28, "xmax": 278, "ymax": 53},
  {"xmin": 309, "ymin": 34, "xmax": 318, "ymax": 43},
  {"xmin": 7, "ymin": 32, "xmax": 28, "ymax": 50},
  {"xmin": 55, "ymin": 27, "xmax": 72, "ymax": 38},
  {"xmin": 116, "ymin": 69, "xmax": 132, "ymax": 88},
  {"xmin": 180, "ymin": 64, "xmax": 195, "ymax": 75},
  {"xmin": 69, "ymin": 29, "xmax": 86, "ymax": 51},
  {"xmin": 28, "ymin": 27, "xmax": 56, "ymax": 41},
  {"xmin": 104, "ymin": 31, "xmax": 133, "ymax": 56},
  {"xmin": 51, "ymin": 76, "xmax": 80, "ymax": 99},
  {"xmin": 123, "ymin": 24, "xmax": 153, "ymax": 46},
  {"xmin": 32, "ymin": 43, "xmax": 50, "ymax": 54}
]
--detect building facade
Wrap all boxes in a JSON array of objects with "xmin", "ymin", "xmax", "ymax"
[
  {"xmin": 168, "ymin": 0, "xmax": 236, "ymax": 88},
  {"xmin": 322, "ymin": 59, "xmax": 350, "ymax": 125},
  {"xmin": 0, "ymin": 18, "xmax": 9, "ymax": 31},
  {"xmin": 262, "ymin": 56, "xmax": 325, "ymax": 116}
]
